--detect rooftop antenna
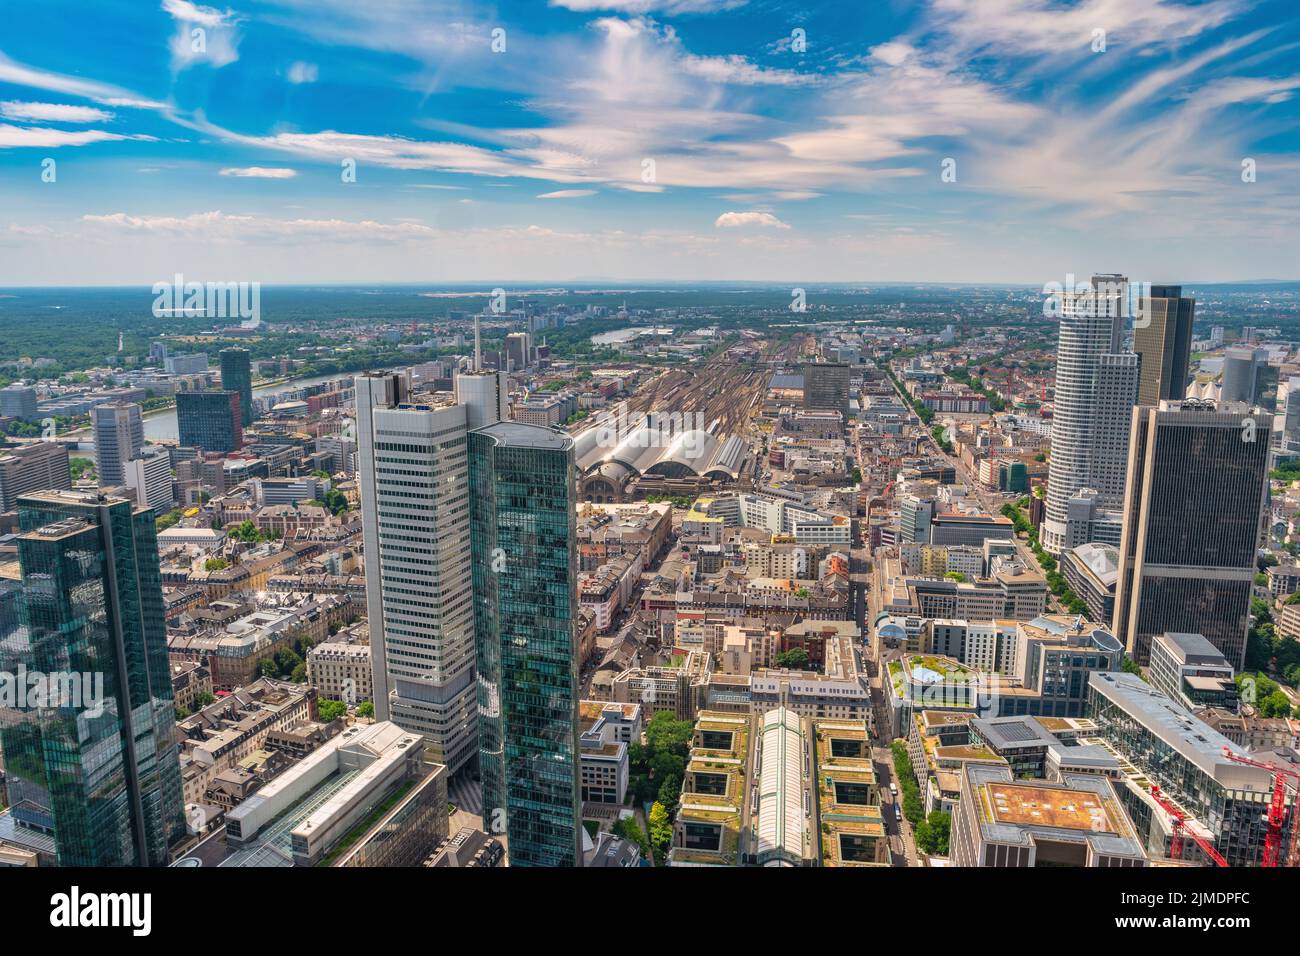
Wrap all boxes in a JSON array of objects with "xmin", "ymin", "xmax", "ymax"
[{"xmin": 473, "ymin": 310, "xmax": 482, "ymax": 373}]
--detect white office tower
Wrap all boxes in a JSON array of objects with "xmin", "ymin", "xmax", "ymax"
[
  {"xmin": 124, "ymin": 447, "xmax": 174, "ymax": 513},
  {"xmin": 93, "ymin": 402, "xmax": 144, "ymax": 486},
  {"xmin": 455, "ymin": 371, "xmax": 509, "ymax": 430},
  {"xmin": 1283, "ymin": 376, "xmax": 1300, "ymax": 453},
  {"xmin": 356, "ymin": 372, "xmax": 478, "ymax": 772},
  {"xmin": 1042, "ymin": 275, "xmax": 1140, "ymax": 555}
]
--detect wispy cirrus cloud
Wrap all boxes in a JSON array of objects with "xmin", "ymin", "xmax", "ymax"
[
  {"xmin": 549, "ymin": 0, "xmax": 747, "ymax": 13},
  {"xmin": 0, "ymin": 52, "xmax": 169, "ymax": 110},
  {"xmin": 0, "ymin": 124, "xmax": 153, "ymax": 149},
  {"xmin": 0, "ymin": 100, "xmax": 114, "ymax": 123}
]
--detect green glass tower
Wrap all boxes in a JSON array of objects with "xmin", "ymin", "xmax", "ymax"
[
  {"xmin": 176, "ymin": 390, "xmax": 243, "ymax": 452},
  {"xmin": 469, "ymin": 421, "xmax": 581, "ymax": 867},
  {"xmin": 220, "ymin": 347, "xmax": 255, "ymax": 427},
  {"xmin": 1, "ymin": 490, "xmax": 184, "ymax": 866}
]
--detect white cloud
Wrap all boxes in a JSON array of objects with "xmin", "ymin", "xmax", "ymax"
[
  {"xmin": 549, "ymin": 0, "xmax": 747, "ymax": 12},
  {"xmin": 0, "ymin": 101, "xmax": 114, "ymax": 123},
  {"xmin": 287, "ymin": 61, "xmax": 319, "ymax": 84},
  {"xmin": 678, "ymin": 53, "xmax": 814, "ymax": 87},
  {"xmin": 715, "ymin": 211, "xmax": 789, "ymax": 229},
  {"xmin": 219, "ymin": 166, "xmax": 299, "ymax": 178},
  {"xmin": 0, "ymin": 124, "xmax": 153, "ymax": 149},
  {"xmin": 537, "ymin": 189, "xmax": 597, "ymax": 198},
  {"xmin": 163, "ymin": 0, "xmax": 241, "ymax": 70},
  {"xmin": 869, "ymin": 42, "xmax": 914, "ymax": 66},
  {"xmin": 0, "ymin": 53, "xmax": 169, "ymax": 111},
  {"xmin": 927, "ymin": 0, "xmax": 1243, "ymax": 58},
  {"xmin": 162, "ymin": 0, "xmax": 233, "ymax": 27}
]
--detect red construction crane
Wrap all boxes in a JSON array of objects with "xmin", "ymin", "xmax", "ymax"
[
  {"xmin": 1221, "ymin": 747, "xmax": 1300, "ymax": 868},
  {"xmin": 1149, "ymin": 785, "xmax": 1228, "ymax": 867}
]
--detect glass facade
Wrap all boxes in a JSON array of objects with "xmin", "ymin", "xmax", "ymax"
[
  {"xmin": 1087, "ymin": 680, "xmax": 1279, "ymax": 867},
  {"xmin": 220, "ymin": 348, "xmax": 255, "ymax": 427},
  {"xmin": 470, "ymin": 423, "xmax": 581, "ymax": 867},
  {"xmin": 2, "ymin": 491, "xmax": 184, "ymax": 866},
  {"xmin": 1116, "ymin": 407, "xmax": 1270, "ymax": 665},
  {"xmin": 176, "ymin": 390, "xmax": 243, "ymax": 453},
  {"xmin": 333, "ymin": 768, "xmax": 450, "ymax": 868}
]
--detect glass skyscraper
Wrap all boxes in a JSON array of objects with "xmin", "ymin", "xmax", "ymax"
[
  {"xmin": 176, "ymin": 390, "xmax": 243, "ymax": 453},
  {"xmin": 220, "ymin": 347, "xmax": 255, "ymax": 427},
  {"xmin": 2, "ymin": 490, "xmax": 184, "ymax": 866},
  {"xmin": 1113, "ymin": 401, "xmax": 1271, "ymax": 667},
  {"xmin": 469, "ymin": 421, "xmax": 582, "ymax": 867}
]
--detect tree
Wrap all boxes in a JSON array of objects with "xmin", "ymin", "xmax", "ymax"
[
  {"xmin": 612, "ymin": 815, "xmax": 650, "ymax": 856},
  {"xmin": 657, "ymin": 773, "xmax": 682, "ymax": 810},
  {"xmin": 915, "ymin": 810, "xmax": 951, "ymax": 856},
  {"xmin": 317, "ymin": 698, "xmax": 348, "ymax": 722},
  {"xmin": 648, "ymin": 802, "xmax": 673, "ymax": 863},
  {"xmin": 775, "ymin": 647, "xmax": 810, "ymax": 669},
  {"xmin": 1120, "ymin": 655, "xmax": 1143, "ymax": 678},
  {"xmin": 356, "ymin": 701, "xmax": 375, "ymax": 719}
]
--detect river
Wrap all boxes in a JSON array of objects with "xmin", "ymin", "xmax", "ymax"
[{"xmin": 143, "ymin": 372, "xmax": 351, "ymax": 441}]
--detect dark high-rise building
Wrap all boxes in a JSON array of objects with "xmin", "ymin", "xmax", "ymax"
[
  {"xmin": 1133, "ymin": 285, "xmax": 1194, "ymax": 406},
  {"xmin": 1, "ymin": 490, "xmax": 184, "ymax": 865},
  {"xmin": 1113, "ymin": 400, "xmax": 1270, "ymax": 667},
  {"xmin": 802, "ymin": 361, "xmax": 851, "ymax": 417},
  {"xmin": 220, "ymin": 348, "xmax": 255, "ymax": 427},
  {"xmin": 469, "ymin": 421, "xmax": 581, "ymax": 867},
  {"xmin": 176, "ymin": 390, "xmax": 243, "ymax": 452}
]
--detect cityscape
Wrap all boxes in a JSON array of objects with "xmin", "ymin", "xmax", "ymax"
[{"xmin": 1, "ymin": 0, "xmax": 1299, "ymax": 932}]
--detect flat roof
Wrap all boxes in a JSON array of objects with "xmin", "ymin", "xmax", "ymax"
[
  {"xmin": 986, "ymin": 783, "xmax": 1117, "ymax": 833},
  {"xmin": 1154, "ymin": 631, "xmax": 1230, "ymax": 666},
  {"xmin": 474, "ymin": 419, "xmax": 573, "ymax": 451}
]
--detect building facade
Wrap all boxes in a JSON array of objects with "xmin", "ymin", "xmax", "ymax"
[
  {"xmin": 177, "ymin": 390, "xmax": 243, "ymax": 453},
  {"xmin": 1132, "ymin": 285, "xmax": 1194, "ymax": 406},
  {"xmin": 470, "ymin": 420, "xmax": 582, "ymax": 867},
  {"xmin": 356, "ymin": 373, "xmax": 478, "ymax": 772},
  {"xmin": 1042, "ymin": 275, "xmax": 1138, "ymax": 554},
  {"xmin": 1113, "ymin": 401, "xmax": 1270, "ymax": 667},
  {"xmin": 92, "ymin": 402, "xmax": 144, "ymax": 486},
  {"xmin": 220, "ymin": 348, "xmax": 255, "ymax": 427},
  {"xmin": 3, "ymin": 490, "xmax": 185, "ymax": 866}
]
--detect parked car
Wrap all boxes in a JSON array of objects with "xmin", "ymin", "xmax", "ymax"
[{"xmin": 895, "ymin": 805, "xmax": 903, "ymax": 822}]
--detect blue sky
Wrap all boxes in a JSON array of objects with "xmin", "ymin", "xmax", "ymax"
[{"xmin": 0, "ymin": 0, "xmax": 1297, "ymax": 285}]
